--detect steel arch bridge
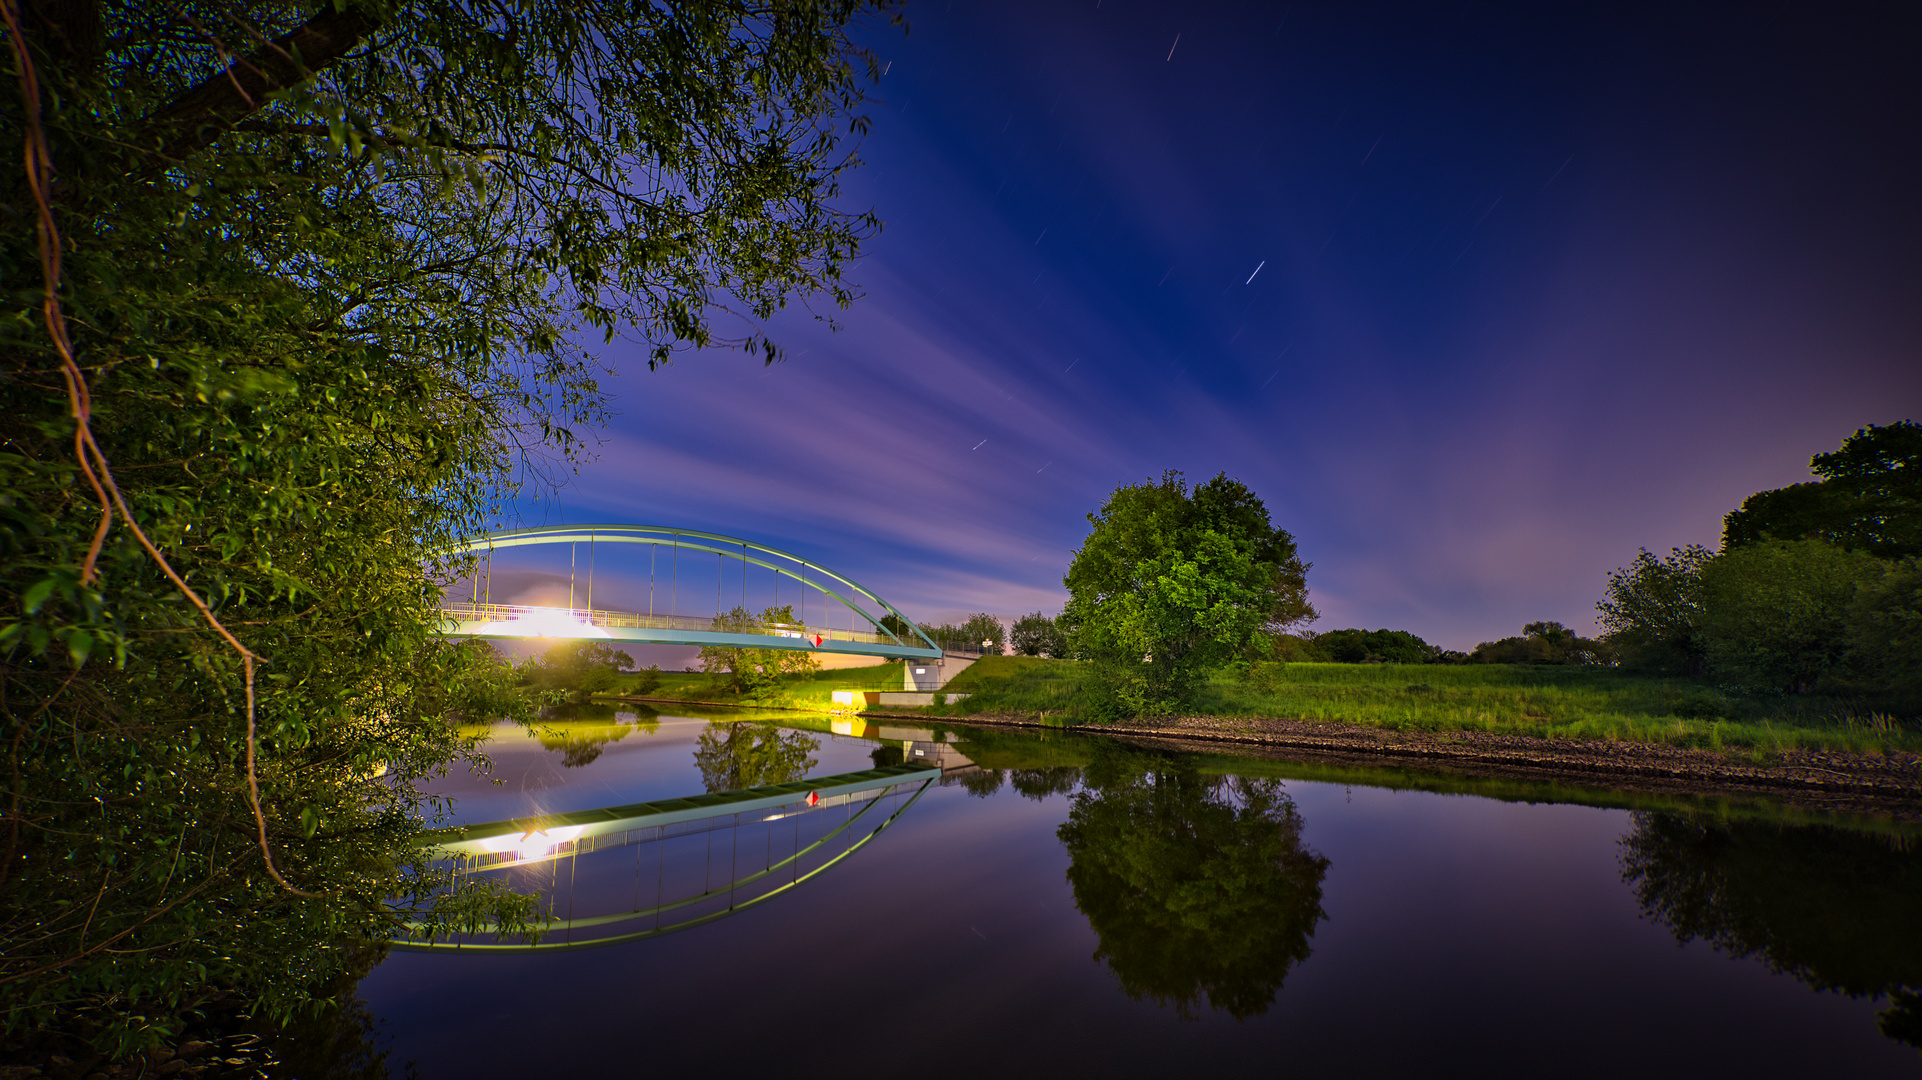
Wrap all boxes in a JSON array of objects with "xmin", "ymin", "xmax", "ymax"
[{"xmin": 437, "ymin": 524, "xmax": 943, "ymax": 660}]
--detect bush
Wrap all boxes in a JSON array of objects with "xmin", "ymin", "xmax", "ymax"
[
  {"xmin": 1698, "ymin": 539, "xmax": 1883, "ymax": 692},
  {"xmin": 1847, "ymin": 558, "xmax": 1922, "ymax": 699},
  {"xmin": 522, "ymin": 640, "xmax": 635, "ymax": 703}
]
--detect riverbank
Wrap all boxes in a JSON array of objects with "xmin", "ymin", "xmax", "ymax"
[
  {"xmin": 921, "ymin": 656, "xmax": 1922, "ymax": 755},
  {"xmin": 593, "ymin": 655, "xmax": 1922, "ymax": 811},
  {"xmin": 853, "ymin": 707, "xmax": 1922, "ymax": 817}
]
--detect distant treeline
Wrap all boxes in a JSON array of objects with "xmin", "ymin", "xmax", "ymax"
[
  {"xmin": 1003, "ymin": 613, "xmax": 1607, "ymax": 667},
  {"xmin": 880, "ymin": 612, "xmax": 1010, "ymax": 653},
  {"xmin": 1268, "ymin": 622, "xmax": 1611, "ymax": 666}
]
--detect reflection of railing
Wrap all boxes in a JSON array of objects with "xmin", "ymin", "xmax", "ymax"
[
  {"xmin": 437, "ymin": 602, "xmax": 911, "ymax": 648},
  {"xmin": 395, "ymin": 765, "xmax": 937, "ymax": 952}
]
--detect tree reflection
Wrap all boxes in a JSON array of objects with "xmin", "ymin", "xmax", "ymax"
[
  {"xmin": 1622, "ymin": 812, "xmax": 1922, "ymax": 1049},
  {"xmin": 535, "ymin": 704, "xmax": 659, "ymax": 768},
  {"xmin": 693, "ymin": 722, "xmax": 819, "ymax": 792},
  {"xmin": 1009, "ymin": 766, "xmax": 1081, "ymax": 801},
  {"xmin": 1057, "ymin": 748, "xmax": 1330, "ymax": 1020},
  {"xmin": 947, "ymin": 768, "xmax": 1005, "ymax": 797}
]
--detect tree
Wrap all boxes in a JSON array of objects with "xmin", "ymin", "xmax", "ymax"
[
  {"xmin": 1724, "ymin": 420, "xmax": 1921, "ymax": 558},
  {"xmin": 1057, "ymin": 747, "xmax": 1329, "ymax": 1020},
  {"xmin": 959, "ymin": 612, "xmax": 1007, "ymax": 654},
  {"xmin": 1470, "ymin": 621, "xmax": 1614, "ymax": 665},
  {"xmin": 698, "ymin": 604, "xmax": 821, "ymax": 698},
  {"xmin": 1597, "ymin": 546, "xmax": 1715, "ymax": 674},
  {"xmin": 0, "ymin": 0, "xmax": 897, "ymax": 1052},
  {"xmin": 523, "ymin": 640, "xmax": 634, "ymax": 703},
  {"xmin": 1011, "ymin": 611, "xmax": 1068, "ymax": 658},
  {"xmin": 1697, "ymin": 539, "xmax": 1883, "ymax": 693},
  {"xmin": 1062, "ymin": 472, "xmax": 1314, "ymax": 716}
]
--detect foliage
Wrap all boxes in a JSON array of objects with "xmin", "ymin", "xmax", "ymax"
[
  {"xmin": 1062, "ymin": 471, "xmax": 1314, "ymax": 718},
  {"xmin": 878, "ymin": 613, "xmax": 915, "ymax": 642},
  {"xmin": 1724, "ymin": 420, "xmax": 1920, "ymax": 558},
  {"xmin": 1697, "ymin": 539, "xmax": 1885, "ymax": 693},
  {"xmin": 1597, "ymin": 546, "xmax": 1715, "ymax": 674},
  {"xmin": 959, "ymin": 612, "xmax": 1008, "ymax": 653},
  {"xmin": 521, "ymin": 640, "xmax": 634, "ymax": 703},
  {"xmin": 692, "ymin": 722, "xmax": 818, "ymax": 793},
  {"xmin": 1621, "ymin": 811, "xmax": 1922, "ymax": 1050},
  {"xmin": 915, "ymin": 614, "xmax": 1004, "ymax": 653},
  {"xmin": 697, "ymin": 604, "xmax": 822, "ymax": 698},
  {"xmin": 1605, "ymin": 426, "xmax": 1922, "ymax": 698},
  {"xmin": 1265, "ymin": 632, "xmax": 1330, "ymax": 662},
  {"xmin": 628, "ymin": 664, "xmax": 665, "ymax": 697},
  {"xmin": 1850, "ymin": 559, "xmax": 1922, "ymax": 701},
  {"xmin": 1010, "ymin": 611, "xmax": 1069, "ymax": 658},
  {"xmin": 1056, "ymin": 746, "xmax": 1329, "ymax": 1020},
  {"xmin": 1307, "ymin": 627, "xmax": 1442, "ymax": 664},
  {"xmin": 1470, "ymin": 621, "xmax": 1614, "ymax": 665},
  {"xmin": 0, "ymin": 0, "xmax": 896, "ymax": 1053},
  {"xmin": 1008, "ymin": 766, "xmax": 1081, "ymax": 801}
]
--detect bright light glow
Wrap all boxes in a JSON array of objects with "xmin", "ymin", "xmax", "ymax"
[
  {"xmin": 468, "ymin": 607, "xmax": 609, "ymax": 639},
  {"xmin": 475, "ymin": 824, "xmax": 587, "ymax": 861}
]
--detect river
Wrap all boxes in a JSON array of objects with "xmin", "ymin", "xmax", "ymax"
[{"xmin": 334, "ymin": 708, "xmax": 1921, "ymax": 1077}]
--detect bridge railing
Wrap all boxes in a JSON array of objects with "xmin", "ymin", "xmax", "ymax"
[{"xmin": 437, "ymin": 602, "xmax": 916, "ymax": 649}]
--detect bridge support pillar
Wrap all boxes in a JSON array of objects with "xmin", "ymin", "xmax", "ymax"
[{"xmin": 904, "ymin": 651, "xmax": 981, "ymax": 691}]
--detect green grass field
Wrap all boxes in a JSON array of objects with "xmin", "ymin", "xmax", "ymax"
[
  {"xmin": 602, "ymin": 659, "xmax": 905, "ymax": 710},
  {"xmin": 918, "ymin": 656, "xmax": 1919, "ymax": 756}
]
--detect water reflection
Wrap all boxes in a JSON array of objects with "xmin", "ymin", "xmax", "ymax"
[
  {"xmin": 534, "ymin": 703, "xmax": 659, "ymax": 768},
  {"xmin": 693, "ymin": 721, "xmax": 820, "ymax": 792},
  {"xmin": 1058, "ymin": 746, "xmax": 1330, "ymax": 1020},
  {"xmin": 1010, "ymin": 766, "xmax": 1081, "ymax": 801},
  {"xmin": 945, "ymin": 766, "xmax": 1084, "ymax": 801},
  {"xmin": 1622, "ymin": 812, "xmax": 1922, "ymax": 1049}
]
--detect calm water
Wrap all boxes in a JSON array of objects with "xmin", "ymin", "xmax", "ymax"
[{"xmin": 344, "ymin": 709, "xmax": 1922, "ymax": 1077}]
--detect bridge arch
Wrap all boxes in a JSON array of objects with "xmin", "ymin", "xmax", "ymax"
[{"xmin": 437, "ymin": 524, "xmax": 942, "ymax": 660}]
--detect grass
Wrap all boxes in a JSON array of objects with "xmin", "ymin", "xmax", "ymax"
[
  {"xmin": 916, "ymin": 656, "xmax": 1921, "ymax": 756},
  {"xmin": 600, "ymin": 659, "xmax": 905, "ymax": 710}
]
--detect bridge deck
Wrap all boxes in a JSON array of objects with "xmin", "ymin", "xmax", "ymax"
[{"xmin": 437, "ymin": 601, "xmax": 942, "ymax": 659}]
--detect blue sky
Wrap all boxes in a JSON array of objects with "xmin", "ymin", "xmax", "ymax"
[{"xmin": 509, "ymin": 0, "xmax": 1920, "ymax": 652}]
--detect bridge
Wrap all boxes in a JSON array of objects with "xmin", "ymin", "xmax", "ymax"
[
  {"xmin": 437, "ymin": 524, "xmax": 943, "ymax": 660},
  {"xmin": 394, "ymin": 764, "xmax": 939, "ymax": 951}
]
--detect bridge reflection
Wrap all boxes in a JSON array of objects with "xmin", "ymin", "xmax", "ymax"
[{"xmin": 395, "ymin": 764, "xmax": 938, "ymax": 952}]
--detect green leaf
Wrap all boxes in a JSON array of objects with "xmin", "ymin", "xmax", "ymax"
[
  {"xmin": 67, "ymin": 629, "xmax": 94, "ymax": 669},
  {"xmin": 23, "ymin": 577, "xmax": 57, "ymax": 613}
]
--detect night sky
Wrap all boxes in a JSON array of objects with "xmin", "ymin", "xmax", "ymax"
[{"xmin": 514, "ymin": 0, "xmax": 1921, "ymax": 652}]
